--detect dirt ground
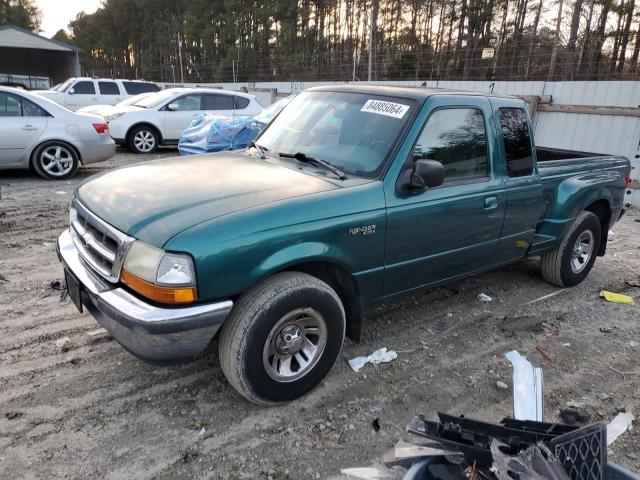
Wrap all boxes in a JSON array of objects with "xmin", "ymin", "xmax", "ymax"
[{"xmin": 1, "ymin": 149, "xmax": 639, "ymax": 480}]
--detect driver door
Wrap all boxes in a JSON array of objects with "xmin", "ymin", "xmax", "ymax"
[
  {"xmin": 383, "ymin": 96, "xmax": 506, "ymax": 295},
  {"xmin": 163, "ymin": 94, "xmax": 203, "ymax": 141}
]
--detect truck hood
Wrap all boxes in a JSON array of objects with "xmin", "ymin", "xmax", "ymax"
[{"xmin": 77, "ymin": 153, "xmax": 339, "ymax": 246}]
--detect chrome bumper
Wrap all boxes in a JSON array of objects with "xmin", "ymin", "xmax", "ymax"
[{"xmin": 56, "ymin": 229, "xmax": 233, "ymax": 364}]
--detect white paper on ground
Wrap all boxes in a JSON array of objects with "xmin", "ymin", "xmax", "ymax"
[
  {"xmin": 607, "ymin": 411, "xmax": 635, "ymax": 446},
  {"xmin": 348, "ymin": 347, "xmax": 398, "ymax": 373}
]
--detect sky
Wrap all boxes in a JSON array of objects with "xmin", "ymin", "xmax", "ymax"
[{"xmin": 37, "ymin": 0, "xmax": 102, "ymax": 37}]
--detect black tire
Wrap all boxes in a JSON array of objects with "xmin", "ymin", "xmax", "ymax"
[
  {"xmin": 219, "ymin": 272, "xmax": 346, "ymax": 405},
  {"xmin": 540, "ymin": 211, "xmax": 601, "ymax": 287},
  {"xmin": 32, "ymin": 141, "xmax": 79, "ymax": 180},
  {"xmin": 127, "ymin": 125, "xmax": 159, "ymax": 154}
]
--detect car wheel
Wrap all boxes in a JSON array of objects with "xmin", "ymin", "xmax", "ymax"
[
  {"xmin": 32, "ymin": 141, "xmax": 79, "ymax": 180},
  {"xmin": 128, "ymin": 126, "xmax": 158, "ymax": 154},
  {"xmin": 540, "ymin": 211, "xmax": 601, "ymax": 287},
  {"xmin": 219, "ymin": 272, "xmax": 346, "ymax": 405}
]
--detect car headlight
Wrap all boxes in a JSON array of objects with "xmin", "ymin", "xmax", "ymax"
[
  {"xmin": 104, "ymin": 112, "xmax": 124, "ymax": 122},
  {"xmin": 121, "ymin": 240, "xmax": 197, "ymax": 304}
]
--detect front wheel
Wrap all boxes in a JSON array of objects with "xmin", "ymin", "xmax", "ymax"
[
  {"xmin": 218, "ymin": 272, "xmax": 346, "ymax": 405},
  {"xmin": 540, "ymin": 211, "xmax": 601, "ymax": 287},
  {"xmin": 127, "ymin": 125, "xmax": 159, "ymax": 154}
]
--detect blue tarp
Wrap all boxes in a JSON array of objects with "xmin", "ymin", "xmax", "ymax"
[{"xmin": 178, "ymin": 94, "xmax": 295, "ymax": 155}]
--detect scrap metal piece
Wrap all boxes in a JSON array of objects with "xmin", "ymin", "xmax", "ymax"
[{"xmin": 506, "ymin": 350, "xmax": 544, "ymax": 421}]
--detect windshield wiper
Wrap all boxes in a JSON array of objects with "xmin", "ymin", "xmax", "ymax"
[
  {"xmin": 278, "ymin": 152, "xmax": 347, "ymax": 180},
  {"xmin": 247, "ymin": 141, "xmax": 268, "ymax": 159}
]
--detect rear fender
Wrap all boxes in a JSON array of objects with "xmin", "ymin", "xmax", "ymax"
[{"xmin": 536, "ymin": 171, "xmax": 619, "ymax": 246}]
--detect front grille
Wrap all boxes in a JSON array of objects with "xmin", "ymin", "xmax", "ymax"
[{"xmin": 69, "ymin": 199, "xmax": 134, "ymax": 282}]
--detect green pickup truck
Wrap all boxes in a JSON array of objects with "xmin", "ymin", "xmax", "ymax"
[{"xmin": 57, "ymin": 85, "xmax": 631, "ymax": 405}]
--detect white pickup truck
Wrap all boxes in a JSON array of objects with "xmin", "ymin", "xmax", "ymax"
[{"xmin": 35, "ymin": 78, "xmax": 159, "ymax": 111}]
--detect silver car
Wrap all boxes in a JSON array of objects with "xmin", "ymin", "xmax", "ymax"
[{"xmin": 0, "ymin": 86, "xmax": 115, "ymax": 180}]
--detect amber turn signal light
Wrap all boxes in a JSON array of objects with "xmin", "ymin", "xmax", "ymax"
[{"xmin": 121, "ymin": 269, "xmax": 196, "ymax": 304}]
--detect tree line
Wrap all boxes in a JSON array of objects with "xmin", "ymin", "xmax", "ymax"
[{"xmin": 7, "ymin": 0, "xmax": 640, "ymax": 82}]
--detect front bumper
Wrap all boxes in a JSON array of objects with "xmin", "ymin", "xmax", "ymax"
[{"xmin": 56, "ymin": 229, "xmax": 233, "ymax": 364}]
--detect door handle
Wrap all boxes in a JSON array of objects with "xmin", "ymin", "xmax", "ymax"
[
  {"xmin": 23, "ymin": 125, "xmax": 38, "ymax": 131},
  {"xmin": 484, "ymin": 196, "xmax": 498, "ymax": 209}
]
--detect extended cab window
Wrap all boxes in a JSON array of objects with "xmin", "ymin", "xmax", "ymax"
[
  {"xmin": 72, "ymin": 81, "xmax": 95, "ymax": 95},
  {"xmin": 413, "ymin": 108, "xmax": 488, "ymax": 182},
  {"xmin": 499, "ymin": 108, "xmax": 534, "ymax": 177}
]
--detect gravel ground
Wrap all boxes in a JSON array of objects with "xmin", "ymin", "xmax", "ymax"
[{"xmin": 1, "ymin": 149, "xmax": 639, "ymax": 480}]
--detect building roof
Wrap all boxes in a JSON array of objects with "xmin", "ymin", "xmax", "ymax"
[{"xmin": 0, "ymin": 24, "xmax": 79, "ymax": 52}]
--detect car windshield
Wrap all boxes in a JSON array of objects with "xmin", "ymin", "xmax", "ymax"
[
  {"xmin": 256, "ymin": 91, "xmax": 415, "ymax": 178},
  {"xmin": 118, "ymin": 93, "xmax": 152, "ymax": 106},
  {"xmin": 53, "ymin": 79, "xmax": 74, "ymax": 92},
  {"xmin": 133, "ymin": 89, "xmax": 180, "ymax": 109}
]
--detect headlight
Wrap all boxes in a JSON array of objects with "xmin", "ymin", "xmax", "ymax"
[
  {"xmin": 104, "ymin": 112, "xmax": 124, "ymax": 122},
  {"xmin": 122, "ymin": 240, "xmax": 196, "ymax": 304}
]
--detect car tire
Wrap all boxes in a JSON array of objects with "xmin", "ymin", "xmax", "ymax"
[
  {"xmin": 32, "ymin": 141, "xmax": 79, "ymax": 180},
  {"xmin": 540, "ymin": 211, "xmax": 601, "ymax": 287},
  {"xmin": 219, "ymin": 272, "xmax": 346, "ymax": 405},
  {"xmin": 127, "ymin": 125, "xmax": 159, "ymax": 154}
]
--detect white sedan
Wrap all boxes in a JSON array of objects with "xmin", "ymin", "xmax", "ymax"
[
  {"xmin": 104, "ymin": 88, "xmax": 263, "ymax": 154},
  {"xmin": 0, "ymin": 86, "xmax": 115, "ymax": 180}
]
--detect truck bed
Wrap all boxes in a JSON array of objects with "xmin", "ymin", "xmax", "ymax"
[{"xmin": 536, "ymin": 146, "xmax": 629, "ymax": 180}]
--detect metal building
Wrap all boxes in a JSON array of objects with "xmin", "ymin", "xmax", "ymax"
[{"xmin": 0, "ymin": 24, "xmax": 80, "ymax": 88}]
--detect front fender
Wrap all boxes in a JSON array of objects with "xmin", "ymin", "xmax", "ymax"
[{"xmin": 252, "ymin": 242, "xmax": 354, "ymax": 279}]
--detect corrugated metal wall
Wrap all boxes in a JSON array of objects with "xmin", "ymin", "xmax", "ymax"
[{"xmin": 180, "ymin": 80, "xmax": 639, "ymax": 206}]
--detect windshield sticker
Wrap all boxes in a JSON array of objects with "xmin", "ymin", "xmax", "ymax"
[{"xmin": 360, "ymin": 99, "xmax": 409, "ymax": 119}]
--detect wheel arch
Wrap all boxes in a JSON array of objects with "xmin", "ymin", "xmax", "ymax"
[
  {"xmin": 584, "ymin": 198, "xmax": 612, "ymax": 256},
  {"xmin": 125, "ymin": 122, "xmax": 164, "ymax": 144}
]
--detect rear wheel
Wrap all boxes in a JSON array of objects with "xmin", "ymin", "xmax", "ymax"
[
  {"xmin": 127, "ymin": 125, "xmax": 159, "ymax": 154},
  {"xmin": 32, "ymin": 141, "xmax": 79, "ymax": 180},
  {"xmin": 540, "ymin": 211, "xmax": 601, "ymax": 287},
  {"xmin": 219, "ymin": 272, "xmax": 346, "ymax": 405}
]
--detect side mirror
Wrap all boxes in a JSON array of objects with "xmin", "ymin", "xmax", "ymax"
[
  {"xmin": 68, "ymin": 88, "xmax": 75, "ymax": 95},
  {"xmin": 167, "ymin": 103, "xmax": 179, "ymax": 111},
  {"xmin": 399, "ymin": 159, "xmax": 445, "ymax": 192}
]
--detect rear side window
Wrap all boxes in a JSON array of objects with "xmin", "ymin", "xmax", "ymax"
[
  {"xmin": 72, "ymin": 81, "xmax": 95, "ymax": 94},
  {"xmin": 499, "ymin": 108, "xmax": 534, "ymax": 177},
  {"xmin": 98, "ymin": 81, "xmax": 120, "ymax": 95},
  {"xmin": 203, "ymin": 94, "xmax": 234, "ymax": 110},
  {"xmin": 123, "ymin": 81, "xmax": 160, "ymax": 95},
  {"xmin": 0, "ymin": 92, "xmax": 22, "ymax": 116},
  {"xmin": 21, "ymin": 98, "xmax": 48, "ymax": 116},
  {"xmin": 234, "ymin": 96, "xmax": 250, "ymax": 109},
  {"xmin": 413, "ymin": 108, "xmax": 488, "ymax": 181}
]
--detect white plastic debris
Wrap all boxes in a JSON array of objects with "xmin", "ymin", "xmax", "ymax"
[
  {"xmin": 340, "ymin": 467, "xmax": 395, "ymax": 479},
  {"xmin": 198, "ymin": 427, "xmax": 206, "ymax": 436},
  {"xmin": 55, "ymin": 191, "xmax": 67, "ymax": 195},
  {"xmin": 478, "ymin": 293, "xmax": 493, "ymax": 303},
  {"xmin": 506, "ymin": 350, "xmax": 544, "ymax": 422},
  {"xmin": 607, "ymin": 411, "xmax": 635, "ymax": 446},
  {"xmin": 87, "ymin": 328, "xmax": 108, "ymax": 337},
  {"xmin": 348, "ymin": 347, "xmax": 397, "ymax": 373}
]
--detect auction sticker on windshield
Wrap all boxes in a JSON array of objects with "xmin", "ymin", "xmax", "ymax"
[{"xmin": 361, "ymin": 99, "xmax": 409, "ymax": 119}]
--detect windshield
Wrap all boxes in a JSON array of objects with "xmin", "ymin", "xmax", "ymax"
[
  {"xmin": 256, "ymin": 91, "xmax": 414, "ymax": 178},
  {"xmin": 53, "ymin": 79, "xmax": 74, "ymax": 92},
  {"xmin": 133, "ymin": 89, "xmax": 180, "ymax": 109},
  {"xmin": 119, "ymin": 92, "xmax": 152, "ymax": 106}
]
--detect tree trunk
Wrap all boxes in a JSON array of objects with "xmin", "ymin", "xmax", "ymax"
[
  {"xmin": 565, "ymin": 0, "xmax": 585, "ymax": 79},
  {"xmin": 617, "ymin": 0, "xmax": 635, "ymax": 72}
]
